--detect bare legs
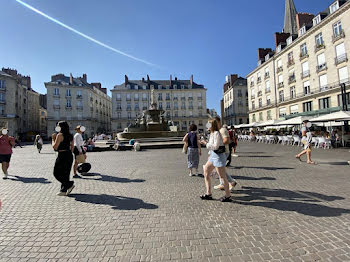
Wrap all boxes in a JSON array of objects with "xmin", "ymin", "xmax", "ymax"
[
  {"xmin": 296, "ymin": 148, "xmax": 315, "ymax": 164},
  {"xmin": 2, "ymin": 162, "xmax": 9, "ymax": 174},
  {"xmin": 203, "ymin": 161, "xmax": 230, "ymax": 197}
]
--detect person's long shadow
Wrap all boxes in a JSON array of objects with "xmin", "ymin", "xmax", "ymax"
[
  {"xmin": 70, "ymin": 194, "xmax": 158, "ymax": 211},
  {"xmin": 76, "ymin": 173, "xmax": 145, "ymax": 183},
  {"xmin": 9, "ymin": 176, "xmax": 51, "ymax": 184},
  {"xmin": 234, "ymin": 186, "xmax": 349, "ymax": 217},
  {"xmin": 233, "ymin": 166, "xmax": 294, "ymax": 171},
  {"xmin": 233, "ymin": 176, "xmax": 276, "ymax": 181}
]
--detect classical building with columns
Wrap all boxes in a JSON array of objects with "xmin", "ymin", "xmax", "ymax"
[
  {"xmin": 247, "ymin": 0, "xmax": 350, "ymax": 123},
  {"xmin": 45, "ymin": 73, "xmax": 112, "ymax": 137},
  {"xmin": 111, "ymin": 75, "xmax": 207, "ymax": 133}
]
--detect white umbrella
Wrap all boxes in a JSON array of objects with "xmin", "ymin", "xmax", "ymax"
[
  {"xmin": 309, "ymin": 111, "xmax": 350, "ymax": 122},
  {"xmin": 234, "ymin": 124, "xmax": 243, "ymax": 129},
  {"xmin": 240, "ymin": 122, "xmax": 260, "ymax": 128},
  {"xmin": 278, "ymin": 116, "xmax": 311, "ymax": 125},
  {"xmin": 315, "ymin": 121, "xmax": 345, "ymax": 127}
]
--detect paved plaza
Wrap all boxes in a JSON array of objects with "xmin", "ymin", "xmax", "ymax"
[{"xmin": 1, "ymin": 142, "xmax": 350, "ymax": 262}]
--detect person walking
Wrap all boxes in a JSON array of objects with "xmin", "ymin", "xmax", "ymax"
[
  {"xmin": 183, "ymin": 124, "xmax": 201, "ymax": 176},
  {"xmin": 296, "ymin": 120, "xmax": 315, "ymax": 164},
  {"xmin": 200, "ymin": 118, "xmax": 232, "ymax": 202},
  {"xmin": 52, "ymin": 121, "xmax": 75, "ymax": 196},
  {"xmin": 34, "ymin": 135, "xmax": 43, "ymax": 153},
  {"xmin": 0, "ymin": 128, "xmax": 15, "ymax": 179},
  {"xmin": 14, "ymin": 136, "xmax": 23, "ymax": 148},
  {"xmin": 231, "ymin": 128, "xmax": 239, "ymax": 157},
  {"xmin": 73, "ymin": 126, "xmax": 86, "ymax": 178}
]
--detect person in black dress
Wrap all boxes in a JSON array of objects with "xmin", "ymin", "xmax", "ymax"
[{"xmin": 52, "ymin": 121, "xmax": 75, "ymax": 196}]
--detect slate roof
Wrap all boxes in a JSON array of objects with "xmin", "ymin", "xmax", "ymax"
[{"xmin": 114, "ymin": 79, "xmax": 205, "ymax": 90}]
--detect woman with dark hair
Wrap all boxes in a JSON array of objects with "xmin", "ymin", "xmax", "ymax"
[
  {"xmin": 200, "ymin": 118, "xmax": 232, "ymax": 202},
  {"xmin": 52, "ymin": 121, "xmax": 75, "ymax": 196},
  {"xmin": 183, "ymin": 124, "xmax": 201, "ymax": 176}
]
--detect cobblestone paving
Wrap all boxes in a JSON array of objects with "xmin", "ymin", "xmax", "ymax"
[{"xmin": 1, "ymin": 142, "xmax": 350, "ymax": 262}]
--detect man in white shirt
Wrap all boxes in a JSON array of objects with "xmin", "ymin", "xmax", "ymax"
[{"xmin": 73, "ymin": 126, "xmax": 86, "ymax": 177}]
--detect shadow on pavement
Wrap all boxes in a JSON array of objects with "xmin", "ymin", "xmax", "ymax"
[
  {"xmin": 238, "ymin": 156, "xmax": 275, "ymax": 158},
  {"xmin": 70, "ymin": 193, "xmax": 158, "ymax": 211},
  {"xmin": 75, "ymin": 173, "xmax": 145, "ymax": 183},
  {"xmin": 9, "ymin": 175, "xmax": 51, "ymax": 184},
  {"xmin": 233, "ymin": 176, "xmax": 276, "ymax": 181},
  {"xmin": 233, "ymin": 166, "xmax": 294, "ymax": 171},
  {"xmin": 234, "ymin": 186, "xmax": 349, "ymax": 217},
  {"xmin": 317, "ymin": 161, "xmax": 349, "ymax": 166}
]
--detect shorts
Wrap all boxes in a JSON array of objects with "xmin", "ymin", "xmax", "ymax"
[
  {"xmin": 0, "ymin": 154, "xmax": 12, "ymax": 163},
  {"xmin": 73, "ymin": 146, "xmax": 85, "ymax": 159},
  {"xmin": 209, "ymin": 151, "xmax": 227, "ymax": 167}
]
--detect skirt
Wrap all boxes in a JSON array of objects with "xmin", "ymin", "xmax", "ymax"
[
  {"xmin": 187, "ymin": 147, "xmax": 199, "ymax": 169},
  {"xmin": 209, "ymin": 151, "xmax": 227, "ymax": 167}
]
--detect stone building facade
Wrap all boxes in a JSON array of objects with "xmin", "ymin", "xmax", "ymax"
[
  {"xmin": 111, "ymin": 75, "xmax": 207, "ymax": 133},
  {"xmin": 45, "ymin": 73, "xmax": 112, "ymax": 137},
  {"xmin": 0, "ymin": 68, "xmax": 40, "ymax": 137},
  {"xmin": 223, "ymin": 75, "xmax": 249, "ymax": 126},
  {"xmin": 247, "ymin": 0, "xmax": 350, "ymax": 123}
]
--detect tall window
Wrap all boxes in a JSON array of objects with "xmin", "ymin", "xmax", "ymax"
[
  {"xmin": 265, "ymin": 81, "xmax": 270, "ymax": 92},
  {"xmin": 317, "ymin": 53, "xmax": 326, "ymax": 67},
  {"xmin": 265, "ymin": 67, "xmax": 270, "ymax": 78},
  {"xmin": 333, "ymin": 21, "xmax": 342, "ymax": 37},
  {"xmin": 304, "ymin": 81, "xmax": 310, "ymax": 95},
  {"xmin": 158, "ymin": 93, "xmax": 163, "ymax": 100},
  {"xmin": 288, "ymin": 52, "xmax": 294, "ymax": 64},
  {"xmin": 0, "ymin": 80, "xmax": 5, "ymax": 89},
  {"xmin": 319, "ymin": 97, "xmax": 330, "ymax": 109},
  {"xmin": 266, "ymin": 95, "xmax": 271, "ymax": 105},
  {"xmin": 126, "ymin": 94, "xmax": 131, "ymax": 101},
  {"xmin": 258, "ymin": 98, "xmax": 262, "ymax": 108},
  {"xmin": 303, "ymin": 101, "xmax": 313, "ymax": 112},
  {"xmin": 66, "ymin": 89, "xmax": 71, "ymax": 97},
  {"xmin": 279, "ymin": 108, "xmax": 286, "ymax": 117},
  {"xmin": 0, "ymin": 93, "xmax": 5, "ymax": 102},
  {"xmin": 77, "ymin": 90, "xmax": 82, "ymax": 97},
  {"xmin": 267, "ymin": 110, "xmax": 271, "ymax": 120},
  {"xmin": 116, "ymin": 93, "xmax": 121, "ymax": 101},
  {"xmin": 166, "ymin": 102, "xmax": 171, "ymax": 109},
  {"xmin": 174, "ymin": 101, "xmax": 178, "ymax": 109},
  {"xmin": 54, "ymin": 88, "xmax": 59, "ymax": 95},
  {"xmin": 127, "ymin": 112, "xmax": 131, "ymax": 120},
  {"xmin": 134, "ymin": 93, "xmax": 139, "ymax": 100},
  {"xmin": 302, "ymin": 62, "xmax": 310, "ymax": 77},
  {"xmin": 330, "ymin": 2, "xmax": 339, "ymax": 14},
  {"xmin": 290, "ymin": 104, "xmax": 299, "ymax": 115},
  {"xmin": 315, "ymin": 33, "xmax": 324, "ymax": 47},
  {"xmin": 300, "ymin": 43, "xmax": 308, "ymax": 56},
  {"xmin": 166, "ymin": 93, "xmax": 171, "ymax": 100},
  {"xmin": 290, "ymin": 86, "xmax": 296, "ymax": 98},
  {"xmin": 338, "ymin": 67, "xmax": 349, "ymax": 84},
  {"xmin": 279, "ymin": 90, "xmax": 284, "ymax": 102},
  {"xmin": 66, "ymin": 100, "xmax": 71, "ymax": 108},
  {"xmin": 319, "ymin": 74, "xmax": 328, "ymax": 90}
]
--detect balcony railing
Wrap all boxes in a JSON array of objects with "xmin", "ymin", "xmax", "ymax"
[
  {"xmin": 166, "ymin": 97, "xmax": 171, "ymax": 101},
  {"xmin": 251, "ymin": 95, "xmax": 255, "ymax": 99},
  {"xmin": 250, "ymin": 82, "xmax": 255, "ymax": 87},
  {"xmin": 332, "ymin": 30, "xmax": 345, "ymax": 43},
  {"xmin": 316, "ymin": 63, "xmax": 327, "ymax": 73},
  {"xmin": 276, "ymin": 67, "xmax": 283, "ymax": 73},
  {"xmin": 116, "ymin": 107, "xmax": 122, "ymax": 111},
  {"xmin": 197, "ymin": 97, "xmax": 202, "ymax": 101},
  {"xmin": 173, "ymin": 97, "xmax": 178, "ymax": 100},
  {"xmin": 315, "ymin": 44, "xmax": 326, "ymax": 53},
  {"xmin": 134, "ymin": 97, "xmax": 139, "ymax": 101},
  {"xmin": 53, "ymin": 94, "xmax": 60, "ymax": 98},
  {"xmin": 188, "ymin": 97, "xmax": 193, "ymax": 100},
  {"xmin": 0, "ymin": 86, "xmax": 6, "ymax": 91},
  {"xmin": 288, "ymin": 76, "xmax": 296, "ymax": 84},
  {"xmin": 299, "ymin": 52, "xmax": 309, "ymax": 61},
  {"xmin": 181, "ymin": 97, "xmax": 186, "ymax": 101},
  {"xmin": 76, "ymin": 95, "xmax": 83, "ymax": 99},
  {"xmin": 301, "ymin": 70, "xmax": 310, "ymax": 79},
  {"xmin": 258, "ymin": 91, "xmax": 262, "ymax": 97},
  {"xmin": 116, "ymin": 98, "xmax": 121, "ymax": 101},
  {"xmin": 335, "ymin": 54, "xmax": 348, "ymax": 65},
  {"xmin": 265, "ymin": 88, "xmax": 271, "ymax": 94},
  {"xmin": 264, "ymin": 73, "xmax": 270, "ymax": 79},
  {"xmin": 76, "ymin": 106, "xmax": 83, "ymax": 110},
  {"xmin": 142, "ymin": 98, "xmax": 148, "ymax": 101},
  {"xmin": 287, "ymin": 59, "xmax": 295, "ymax": 67},
  {"xmin": 278, "ymin": 82, "xmax": 284, "ymax": 88},
  {"xmin": 257, "ymin": 77, "xmax": 262, "ymax": 84}
]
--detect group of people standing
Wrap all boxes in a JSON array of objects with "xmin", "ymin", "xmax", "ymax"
[{"xmin": 183, "ymin": 116, "xmax": 239, "ymax": 202}]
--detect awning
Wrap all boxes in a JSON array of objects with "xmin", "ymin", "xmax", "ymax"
[
  {"xmin": 315, "ymin": 121, "xmax": 345, "ymax": 127},
  {"xmin": 309, "ymin": 111, "xmax": 350, "ymax": 122},
  {"xmin": 256, "ymin": 120, "xmax": 283, "ymax": 127},
  {"xmin": 278, "ymin": 116, "xmax": 312, "ymax": 125}
]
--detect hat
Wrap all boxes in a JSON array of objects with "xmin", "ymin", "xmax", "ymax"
[
  {"xmin": 75, "ymin": 125, "xmax": 81, "ymax": 130},
  {"xmin": 222, "ymin": 124, "xmax": 228, "ymax": 128}
]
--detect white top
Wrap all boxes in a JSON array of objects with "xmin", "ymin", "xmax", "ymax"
[
  {"xmin": 206, "ymin": 131, "xmax": 224, "ymax": 151},
  {"xmin": 74, "ymin": 133, "xmax": 84, "ymax": 152}
]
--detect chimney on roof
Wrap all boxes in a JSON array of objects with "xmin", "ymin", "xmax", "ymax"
[
  {"xmin": 175, "ymin": 77, "xmax": 178, "ymax": 81},
  {"xmin": 190, "ymin": 75, "xmax": 193, "ymax": 85},
  {"xmin": 275, "ymin": 32, "xmax": 290, "ymax": 49},
  {"xmin": 169, "ymin": 75, "xmax": 172, "ymax": 85},
  {"xmin": 91, "ymin": 82, "xmax": 102, "ymax": 89},
  {"xmin": 296, "ymin": 13, "xmax": 315, "ymax": 31},
  {"xmin": 142, "ymin": 77, "xmax": 145, "ymax": 82},
  {"xmin": 82, "ymin": 74, "xmax": 87, "ymax": 82},
  {"xmin": 125, "ymin": 75, "xmax": 128, "ymax": 85},
  {"xmin": 51, "ymin": 74, "xmax": 65, "ymax": 82},
  {"xmin": 230, "ymin": 74, "xmax": 238, "ymax": 86},
  {"xmin": 258, "ymin": 48, "xmax": 272, "ymax": 61},
  {"xmin": 69, "ymin": 73, "xmax": 73, "ymax": 85},
  {"xmin": 147, "ymin": 74, "xmax": 150, "ymax": 83}
]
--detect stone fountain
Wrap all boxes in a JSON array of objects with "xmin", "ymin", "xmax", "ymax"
[{"xmin": 117, "ymin": 88, "xmax": 185, "ymax": 141}]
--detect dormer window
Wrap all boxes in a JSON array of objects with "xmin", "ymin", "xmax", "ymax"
[
  {"xmin": 276, "ymin": 44, "xmax": 282, "ymax": 53},
  {"xmin": 127, "ymin": 84, "xmax": 131, "ymax": 89},
  {"xmin": 313, "ymin": 15, "xmax": 322, "ymax": 26},
  {"xmin": 299, "ymin": 26, "xmax": 306, "ymax": 36},
  {"xmin": 330, "ymin": 1, "xmax": 339, "ymax": 14},
  {"xmin": 143, "ymin": 85, "xmax": 147, "ymax": 90},
  {"xmin": 158, "ymin": 85, "xmax": 162, "ymax": 89},
  {"xmin": 265, "ymin": 54, "xmax": 270, "ymax": 61},
  {"xmin": 286, "ymin": 36, "xmax": 293, "ymax": 45}
]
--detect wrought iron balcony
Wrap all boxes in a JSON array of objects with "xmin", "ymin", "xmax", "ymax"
[
  {"xmin": 301, "ymin": 70, "xmax": 310, "ymax": 79},
  {"xmin": 264, "ymin": 73, "xmax": 270, "ymax": 79},
  {"xmin": 287, "ymin": 59, "xmax": 295, "ymax": 68},
  {"xmin": 278, "ymin": 82, "xmax": 284, "ymax": 88},
  {"xmin": 276, "ymin": 66, "xmax": 283, "ymax": 73},
  {"xmin": 332, "ymin": 30, "xmax": 345, "ymax": 43},
  {"xmin": 314, "ymin": 44, "xmax": 326, "ymax": 53},
  {"xmin": 335, "ymin": 54, "xmax": 348, "ymax": 65},
  {"xmin": 288, "ymin": 75, "xmax": 296, "ymax": 84},
  {"xmin": 316, "ymin": 63, "xmax": 327, "ymax": 73},
  {"xmin": 299, "ymin": 52, "xmax": 309, "ymax": 61}
]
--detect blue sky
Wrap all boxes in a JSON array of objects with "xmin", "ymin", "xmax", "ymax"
[{"xmin": 0, "ymin": 0, "xmax": 334, "ymax": 112}]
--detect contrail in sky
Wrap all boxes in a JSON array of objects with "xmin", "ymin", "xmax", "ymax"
[{"xmin": 15, "ymin": 0, "xmax": 157, "ymax": 67}]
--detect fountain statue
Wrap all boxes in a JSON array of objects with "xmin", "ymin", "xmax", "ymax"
[{"xmin": 116, "ymin": 87, "xmax": 186, "ymax": 141}]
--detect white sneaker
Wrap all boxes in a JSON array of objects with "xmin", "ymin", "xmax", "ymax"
[
  {"xmin": 57, "ymin": 191, "xmax": 66, "ymax": 196},
  {"xmin": 189, "ymin": 173, "xmax": 194, "ymax": 177},
  {"xmin": 66, "ymin": 184, "xmax": 75, "ymax": 196},
  {"xmin": 232, "ymin": 154, "xmax": 239, "ymax": 157},
  {"xmin": 3, "ymin": 173, "xmax": 8, "ymax": 179}
]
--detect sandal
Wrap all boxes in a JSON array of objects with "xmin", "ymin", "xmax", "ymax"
[
  {"xmin": 220, "ymin": 196, "xmax": 232, "ymax": 202},
  {"xmin": 307, "ymin": 161, "xmax": 316, "ymax": 165},
  {"xmin": 200, "ymin": 194, "xmax": 213, "ymax": 200},
  {"xmin": 295, "ymin": 155, "xmax": 301, "ymax": 161}
]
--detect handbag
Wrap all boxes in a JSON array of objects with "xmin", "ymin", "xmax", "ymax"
[
  {"xmin": 76, "ymin": 154, "xmax": 86, "ymax": 164},
  {"xmin": 214, "ymin": 146, "xmax": 226, "ymax": 154},
  {"xmin": 182, "ymin": 143, "xmax": 188, "ymax": 154}
]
